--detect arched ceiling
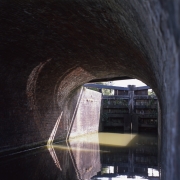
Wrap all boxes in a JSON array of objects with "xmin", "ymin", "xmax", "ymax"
[{"xmin": 0, "ymin": 1, "xmax": 180, "ymax": 179}]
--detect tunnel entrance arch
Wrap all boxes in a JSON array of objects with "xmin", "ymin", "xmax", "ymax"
[{"xmin": 0, "ymin": 1, "xmax": 179, "ymax": 180}]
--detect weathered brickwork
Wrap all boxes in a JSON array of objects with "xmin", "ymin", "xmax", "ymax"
[{"xmin": 69, "ymin": 88, "xmax": 101, "ymax": 139}]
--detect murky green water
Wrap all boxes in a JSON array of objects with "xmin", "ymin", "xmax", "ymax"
[{"xmin": 0, "ymin": 133, "xmax": 159, "ymax": 180}]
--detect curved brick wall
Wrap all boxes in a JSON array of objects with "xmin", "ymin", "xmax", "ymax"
[{"xmin": 0, "ymin": 1, "xmax": 180, "ymax": 179}]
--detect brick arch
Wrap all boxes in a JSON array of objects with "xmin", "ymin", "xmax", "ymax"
[{"xmin": 0, "ymin": 1, "xmax": 179, "ymax": 179}]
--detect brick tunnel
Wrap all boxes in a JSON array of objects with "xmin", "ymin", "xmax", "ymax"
[{"xmin": 0, "ymin": 1, "xmax": 180, "ymax": 180}]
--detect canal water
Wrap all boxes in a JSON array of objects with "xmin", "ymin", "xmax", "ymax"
[{"xmin": 0, "ymin": 133, "xmax": 159, "ymax": 180}]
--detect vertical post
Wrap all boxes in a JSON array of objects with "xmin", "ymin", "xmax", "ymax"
[
  {"xmin": 128, "ymin": 85, "xmax": 137, "ymax": 132},
  {"xmin": 128, "ymin": 85, "xmax": 135, "ymax": 114}
]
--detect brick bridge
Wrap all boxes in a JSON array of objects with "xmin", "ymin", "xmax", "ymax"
[{"xmin": 0, "ymin": 1, "xmax": 180, "ymax": 179}]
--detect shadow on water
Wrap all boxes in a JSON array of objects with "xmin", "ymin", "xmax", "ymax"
[{"xmin": 0, "ymin": 133, "xmax": 159, "ymax": 180}]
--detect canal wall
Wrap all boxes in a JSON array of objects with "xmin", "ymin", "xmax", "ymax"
[
  {"xmin": 0, "ymin": 86, "xmax": 102, "ymax": 156},
  {"xmin": 55, "ymin": 87, "xmax": 102, "ymax": 141},
  {"xmin": 68, "ymin": 87, "xmax": 102, "ymax": 139}
]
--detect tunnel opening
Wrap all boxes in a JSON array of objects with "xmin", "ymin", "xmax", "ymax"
[{"xmin": 84, "ymin": 79, "xmax": 159, "ymax": 135}]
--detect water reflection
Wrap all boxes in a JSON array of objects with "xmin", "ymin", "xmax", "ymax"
[
  {"xmin": 0, "ymin": 133, "xmax": 159, "ymax": 180},
  {"xmin": 91, "ymin": 133, "xmax": 159, "ymax": 180}
]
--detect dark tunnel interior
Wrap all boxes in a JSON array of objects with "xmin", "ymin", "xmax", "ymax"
[{"xmin": 0, "ymin": 1, "xmax": 180, "ymax": 180}]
